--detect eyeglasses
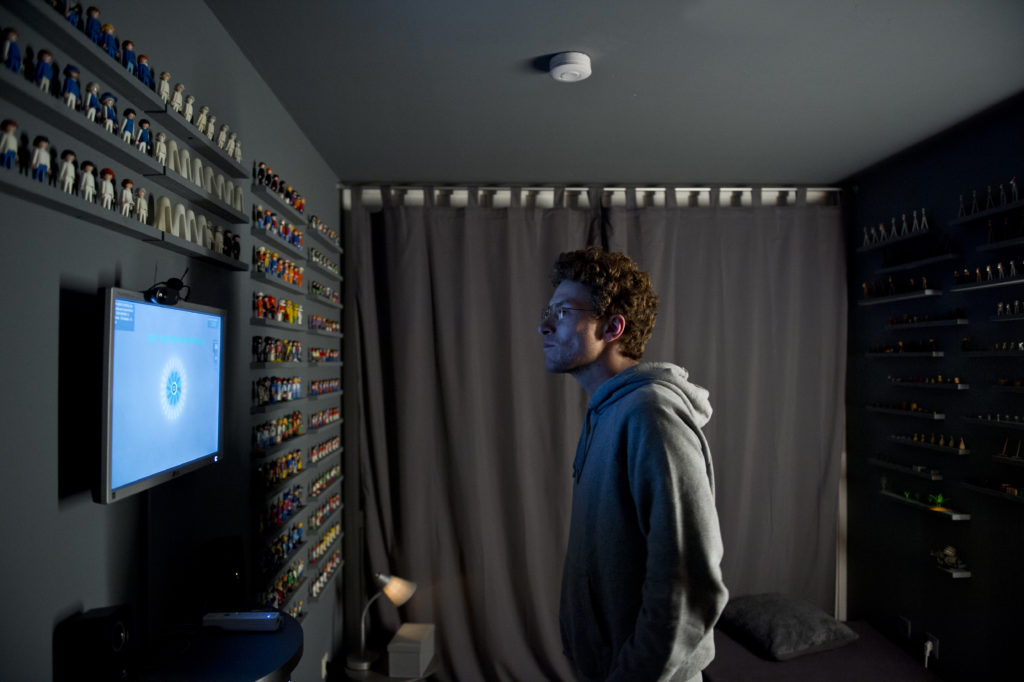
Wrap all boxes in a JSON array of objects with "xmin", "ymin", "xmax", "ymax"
[{"xmin": 540, "ymin": 305, "xmax": 599, "ymax": 323}]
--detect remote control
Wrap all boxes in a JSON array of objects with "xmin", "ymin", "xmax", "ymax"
[{"xmin": 202, "ymin": 611, "xmax": 282, "ymax": 632}]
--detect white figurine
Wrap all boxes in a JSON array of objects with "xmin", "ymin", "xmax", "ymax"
[
  {"xmin": 154, "ymin": 132, "xmax": 167, "ymax": 165},
  {"xmin": 195, "ymin": 106, "xmax": 209, "ymax": 134},
  {"xmin": 205, "ymin": 115, "xmax": 216, "ymax": 140},
  {"xmin": 136, "ymin": 187, "xmax": 148, "ymax": 223},
  {"xmin": 225, "ymin": 132, "xmax": 237, "ymax": 156},
  {"xmin": 170, "ymin": 83, "xmax": 184, "ymax": 113},
  {"xmin": 120, "ymin": 179, "xmax": 134, "ymax": 216},
  {"xmin": 58, "ymin": 150, "xmax": 76, "ymax": 194},
  {"xmin": 233, "ymin": 139, "xmax": 242, "ymax": 163},
  {"xmin": 183, "ymin": 95, "xmax": 195, "ymax": 123},
  {"xmin": 79, "ymin": 161, "xmax": 96, "ymax": 202},
  {"xmin": 216, "ymin": 124, "xmax": 229, "ymax": 149},
  {"xmin": 920, "ymin": 208, "xmax": 930, "ymax": 231},
  {"xmin": 99, "ymin": 168, "xmax": 115, "ymax": 210},
  {"xmin": 157, "ymin": 72, "xmax": 171, "ymax": 103},
  {"xmin": 83, "ymin": 82, "xmax": 100, "ymax": 121}
]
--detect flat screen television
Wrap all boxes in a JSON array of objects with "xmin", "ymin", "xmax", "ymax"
[{"xmin": 100, "ymin": 287, "xmax": 225, "ymax": 503}]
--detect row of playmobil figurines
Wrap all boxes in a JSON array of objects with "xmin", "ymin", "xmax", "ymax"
[{"xmin": 42, "ymin": 2, "xmax": 245, "ymax": 160}]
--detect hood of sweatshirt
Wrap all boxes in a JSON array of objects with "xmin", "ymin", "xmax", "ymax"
[{"xmin": 572, "ymin": 362, "xmax": 713, "ymax": 482}]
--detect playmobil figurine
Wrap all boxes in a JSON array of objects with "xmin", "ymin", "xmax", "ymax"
[
  {"xmin": 2, "ymin": 27, "xmax": 21, "ymax": 73},
  {"xmin": 84, "ymin": 7, "xmax": 101, "ymax": 44},
  {"xmin": 136, "ymin": 187, "xmax": 148, "ymax": 223},
  {"xmin": 79, "ymin": 161, "xmax": 96, "ymax": 201},
  {"xmin": 62, "ymin": 65, "xmax": 81, "ymax": 109},
  {"xmin": 225, "ymin": 132, "xmax": 237, "ymax": 156},
  {"xmin": 100, "ymin": 92, "xmax": 117, "ymax": 133},
  {"xmin": 157, "ymin": 71, "xmax": 171, "ymax": 103},
  {"xmin": 100, "ymin": 24, "xmax": 117, "ymax": 58},
  {"xmin": 59, "ymin": 150, "xmax": 76, "ymax": 193},
  {"xmin": 65, "ymin": 3, "xmax": 83, "ymax": 27},
  {"xmin": 31, "ymin": 136, "xmax": 51, "ymax": 183},
  {"xmin": 35, "ymin": 50, "xmax": 54, "ymax": 91},
  {"xmin": 0, "ymin": 119, "xmax": 17, "ymax": 170},
  {"xmin": 205, "ymin": 114, "xmax": 216, "ymax": 140},
  {"xmin": 99, "ymin": 168, "xmax": 115, "ymax": 209},
  {"xmin": 195, "ymin": 105, "xmax": 209, "ymax": 134},
  {"xmin": 136, "ymin": 54, "xmax": 153, "ymax": 88},
  {"xmin": 256, "ymin": 161, "xmax": 267, "ymax": 182},
  {"xmin": 216, "ymin": 124, "xmax": 229, "ymax": 149},
  {"xmin": 170, "ymin": 83, "xmax": 184, "ymax": 113},
  {"xmin": 120, "ymin": 178, "xmax": 134, "ymax": 216},
  {"xmin": 233, "ymin": 138, "xmax": 242, "ymax": 163},
  {"xmin": 154, "ymin": 131, "xmax": 167, "ymax": 165},
  {"xmin": 183, "ymin": 94, "xmax": 195, "ymax": 123},
  {"xmin": 136, "ymin": 119, "xmax": 151, "ymax": 154},
  {"xmin": 83, "ymin": 82, "xmax": 100, "ymax": 121},
  {"xmin": 1011, "ymin": 178, "xmax": 1018, "ymax": 203},
  {"xmin": 120, "ymin": 108, "xmax": 135, "ymax": 143},
  {"xmin": 120, "ymin": 39, "xmax": 136, "ymax": 74}
]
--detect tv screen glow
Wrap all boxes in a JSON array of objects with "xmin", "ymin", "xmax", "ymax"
[{"xmin": 101, "ymin": 288, "xmax": 225, "ymax": 503}]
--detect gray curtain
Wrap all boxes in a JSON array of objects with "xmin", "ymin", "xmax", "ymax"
[{"xmin": 348, "ymin": 188, "xmax": 847, "ymax": 681}]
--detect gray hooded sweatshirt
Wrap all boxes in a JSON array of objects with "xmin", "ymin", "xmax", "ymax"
[{"xmin": 560, "ymin": 362, "xmax": 728, "ymax": 681}]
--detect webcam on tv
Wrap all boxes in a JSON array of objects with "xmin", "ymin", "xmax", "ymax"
[{"xmin": 144, "ymin": 269, "xmax": 190, "ymax": 305}]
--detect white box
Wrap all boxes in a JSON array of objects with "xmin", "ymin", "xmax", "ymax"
[{"xmin": 388, "ymin": 622, "xmax": 435, "ymax": 678}]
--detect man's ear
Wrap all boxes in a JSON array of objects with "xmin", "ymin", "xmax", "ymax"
[{"xmin": 603, "ymin": 314, "xmax": 627, "ymax": 343}]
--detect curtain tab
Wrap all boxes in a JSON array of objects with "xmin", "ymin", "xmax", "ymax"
[
  {"xmin": 751, "ymin": 186, "xmax": 763, "ymax": 207},
  {"xmin": 553, "ymin": 186, "xmax": 566, "ymax": 208},
  {"xmin": 708, "ymin": 185, "xmax": 720, "ymax": 208},
  {"xmin": 796, "ymin": 187, "xmax": 808, "ymax": 206},
  {"xmin": 468, "ymin": 186, "xmax": 480, "ymax": 208},
  {"xmin": 625, "ymin": 187, "xmax": 638, "ymax": 210},
  {"xmin": 423, "ymin": 186, "xmax": 435, "ymax": 208},
  {"xmin": 664, "ymin": 186, "xmax": 678, "ymax": 208},
  {"xmin": 510, "ymin": 186, "xmax": 522, "ymax": 208}
]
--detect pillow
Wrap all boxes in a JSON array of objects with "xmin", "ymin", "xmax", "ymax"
[{"xmin": 718, "ymin": 593, "xmax": 858, "ymax": 661}]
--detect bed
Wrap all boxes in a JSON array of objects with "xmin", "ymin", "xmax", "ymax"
[{"xmin": 703, "ymin": 594, "xmax": 945, "ymax": 682}]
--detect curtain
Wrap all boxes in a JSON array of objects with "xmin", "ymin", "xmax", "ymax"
[{"xmin": 348, "ymin": 187, "xmax": 847, "ymax": 681}]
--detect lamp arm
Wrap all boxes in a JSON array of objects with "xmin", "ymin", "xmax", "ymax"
[{"xmin": 358, "ymin": 590, "xmax": 385, "ymax": 657}]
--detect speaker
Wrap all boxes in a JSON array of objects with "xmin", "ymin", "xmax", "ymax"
[{"xmin": 53, "ymin": 605, "xmax": 135, "ymax": 681}]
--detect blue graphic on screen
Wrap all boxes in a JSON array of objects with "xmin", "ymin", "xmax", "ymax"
[{"xmin": 110, "ymin": 297, "xmax": 222, "ymax": 490}]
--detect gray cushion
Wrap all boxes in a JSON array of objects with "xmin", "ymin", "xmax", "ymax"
[{"xmin": 718, "ymin": 593, "xmax": 859, "ymax": 661}]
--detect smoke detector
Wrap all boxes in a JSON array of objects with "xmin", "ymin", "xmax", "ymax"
[{"xmin": 549, "ymin": 52, "xmax": 592, "ymax": 82}]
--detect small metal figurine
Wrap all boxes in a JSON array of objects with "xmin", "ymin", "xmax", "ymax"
[
  {"xmin": 63, "ymin": 65, "xmax": 81, "ymax": 109},
  {"xmin": 31, "ymin": 136, "xmax": 50, "ymax": 182},
  {"xmin": 59, "ymin": 150, "xmax": 76, "ymax": 193},
  {"xmin": 79, "ymin": 160, "xmax": 96, "ymax": 202},
  {"xmin": 998, "ymin": 263, "xmax": 1006, "ymax": 279},
  {"xmin": 985, "ymin": 185, "xmax": 994, "ymax": 211},
  {"xmin": 970, "ymin": 189, "xmax": 979, "ymax": 214},
  {"xmin": 3, "ymin": 27, "xmax": 21, "ymax": 73},
  {"xmin": 35, "ymin": 49, "xmax": 54, "ymax": 92},
  {"xmin": 1011, "ymin": 177, "xmax": 1018, "ymax": 203},
  {"xmin": 0, "ymin": 119, "xmax": 17, "ymax": 169},
  {"xmin": 920, "ymin": 207, "xmax": 929, "ymax": 231},
  {"xmin": 957, "ymin": 194, "xmax": 965, "ymax": 217},
  {"xmin": 999, "ymin": 184, "xmax": 1007, "ymax": 206},
  {"xmin": 1011, "ymin": 261, "xmax": 1018, "ymax": 278}
]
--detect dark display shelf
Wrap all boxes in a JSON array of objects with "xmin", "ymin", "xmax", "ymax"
[
  {"xmin": 866, "ymin": 406, "xmax": 945, "ymax": 420},
  {"xmin": 949, "ymin": 197, "xmax": 1024, "ymax": 227},
  {"xmin": 950, "ymin": 277, "xmax": 1024, "ymax": 293},
  {"xmin": 888, "ymin": 381, "xmax": 969, "ymax": 390},
  {"xmin": 251, "ymin": 271, "xmax": 306, "ymax": 296},
  {"xmin": 858, "ymin": 290, "xmax": 942, "ymax": 306},
  {"xmin": 252, "ymin": 183, "xmax": 307, "ymax": 226},
  {"xmin": 961, "ymin": 482, "xmax": 1024, "ymax": 505},
  {"xmin": 866, "ymin": 352, "xmax": 944, "ymax": 358},
  {"xmin": 251, "ymin": 225, "xmax": 306, "ymax": 259},
  {"xmin": 879, "ymin": 490, "xmax": 970, "ymax": 520},
  {"xmin": 875, "ymin": 253, "xmax": 959, "ymax": 275},
  {"xmin": 887, "ymin": 318, "xmax": 967, "ymax": 330},
  {"xmin": 889, "ymin": 436, "xmax": 969, "ymax": 455},
  {"xmin": 963, "ymin": 417, "xmax": 1024, "ymax": 431},
  {"xmin": 868, "ymin": 458, "xmax": 943, "ymax": 480}
]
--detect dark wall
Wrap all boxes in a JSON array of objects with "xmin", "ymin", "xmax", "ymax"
[
  {"xmin": 0, "ymin": 2, "xmax": 340, "ymax": 680},
  {"xmin": 845, "ymin": 91, "xmax": 1024, "ymax": 681}
]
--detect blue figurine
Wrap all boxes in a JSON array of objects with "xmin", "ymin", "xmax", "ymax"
[
  {"xmin": 65, "ymin": 4, "xmax": 83, "ymax": 28},
  {"xmin": 99, "ymin": 91, "xmax": 117, "ymax": 133},
  {"xmin": 62, "ymin": 65, "xmax": 81, "ymax": 109},
  {"xmin": 137, "ymin": 53, "xmax": 153, "ymax": 88},
  {"xmin": 120, "ymin": 39, "xmax": 136, "ymax": 74},
  {"xmin": 84, "ymin": 6, "xmax": 101, "ymax": 43},
  {"xmin": 119, "ymin": 108, "xmax": 135, "ymax": 143},
  {"xmin": 3, "ymin": 27, "xmax": 21, "ymax": 73},
  {"xmin": 35, "ymin": 50, "xmax": 54, "ymax": 92},
  {"xmin": 136, "ymin": 119, "xmax": 151, "ymax": 154},
  {"xmin": 100, "ymin": 23, "xmax": 117, "ymax": 58}
]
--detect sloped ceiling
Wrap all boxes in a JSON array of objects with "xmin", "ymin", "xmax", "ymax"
[{"xmin": 206, "ymin": 0, "xmax": 1024, "ymax": 185}]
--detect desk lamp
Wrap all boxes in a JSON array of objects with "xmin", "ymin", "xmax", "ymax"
[{"xmin": 346, "ymin": 572, "xmax": 417, "ymax": 670}]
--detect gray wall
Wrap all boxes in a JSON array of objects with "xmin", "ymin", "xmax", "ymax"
[{"xmin": 0, "ymin": 2, "xmax": 340, "ymax": 679}]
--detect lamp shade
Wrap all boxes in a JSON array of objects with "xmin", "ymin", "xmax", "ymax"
[{"xmin": 375, "ymin": 572, "xmax": 417, "ymax": 607}]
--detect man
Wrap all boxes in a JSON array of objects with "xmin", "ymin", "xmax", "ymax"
[{"xmin": 540, "ymin": 246, "xmax": 727, "ymax": 682}]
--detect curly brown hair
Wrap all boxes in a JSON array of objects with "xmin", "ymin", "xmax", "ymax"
[{"xmin": 551, "ymin": 246, "xmax": 658, "ymax": 359}]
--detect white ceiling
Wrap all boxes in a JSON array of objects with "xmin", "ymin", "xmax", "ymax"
[{"xmin": 206, "ymin": 0, "xmax": 1024, "ymax": 186}]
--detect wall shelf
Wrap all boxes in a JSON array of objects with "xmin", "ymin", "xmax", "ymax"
[
  {"xmin": 251, "ymin": 398, "xmax": 308, "ymax": 415},
  {"xmin": 994, "ymin": 385, "xmax": 1024, "ymax": 393},
  {"xmin": 307, "ymin": 293, "xmax": 342, "ymax": 310},
  {"xmin": 938, "ymin": 566, "xmax": 972, "ymax": 579},
  {"xmin": 949, "ymin": 197, "xmax": 1024, "ymax": 227},
  {"xmin": 250, "ymin": 317, "xmax": 307, "ymax": 333},
  {"xmin": 306, "ymin": 260, "xmax": 342, "ymax": 281},
  {"xmin": 887, "ymin": 318, "xmax": 967, "ymax": 330},
  {"xmin": 252, "ymin": 183, "xmax": 307, "ymax": 226},
  {"xmin": 889, "ymin": 436, "xmax": 969, "ymax": 455},
  {"xmin": 147, "ymin": 106, "xmax": 247, "ymax": 179},
  {"xmin": 961, "ymin": 482, "xmax": 1024, "ymax": 505},
  {"xmin": 251, "ymin": 271, "xmax": 306, "ymax": 296},
  {"xmin": 963, "ymin": 417, "xmax": 1024, "ymax": 431},
  {"xmin": 857, "ymin": 230, "xmax": 930, "ymax": 253},
  {"xmin": 879, "ymin": 490, "xmax": 970, "ymax": 520},
  {"xmin": 993, "ymin": 455, "xmax": 1024, "ymax": 467},
  {"xmin": 978, "ymin": 235, "xmax": 1024, "ymax": 252},
  {"xmin": 888, "ymin": 381, "xmax": 969, "ymax": 390},
  {"xmin": 950, "ymin": 277, "xmax": 1024, "ymax": 293},
  {"xmin": 991, "ymin": 314, "xmax": 1024, "ymax": 322},
  {"xmin": 868, "ymin": 458, "xmax": 943, "ymax": 480},
  {"xmin": 305, "ymin": 226, "xmax": 341, "ymax": 253},
  {"xmin": 866, "ymin": 351, "xmax": 944, "ymax": 358},
  {"xmin": 866, "ymin": 406, "xmax": 945, "ymax": 420},
  {"xmin": 875, "ymin": 253, "xmax": 959, "ymax": 275},
  {"xmin": 250, "ymin": 361, "xmax": 308, "ymax": 370},
  {"xmin": 251, "ymin": 226, "xmax": 305, "ymax": 259},
  {"xmin": 963, "ymin": 350, "xmax": 1024, "ymax": 358},
  {"xmin": 858, "ymin": 290, "xmax": 942, "ymax": 306}
]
